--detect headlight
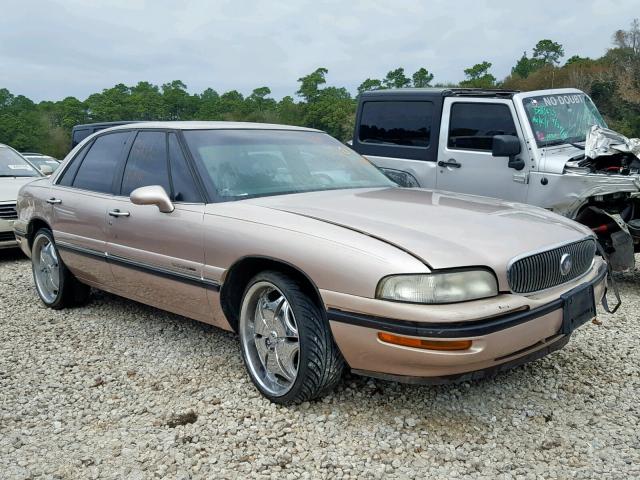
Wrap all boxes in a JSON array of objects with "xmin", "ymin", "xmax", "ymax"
[{"xmin": 376, "ymin": 270, "xmax": 498, "ymax": 304}]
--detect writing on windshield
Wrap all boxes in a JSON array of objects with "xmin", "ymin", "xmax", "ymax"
[{"xmin": 523, "ymin": 93, "xmax": 606, "ymax": 147}]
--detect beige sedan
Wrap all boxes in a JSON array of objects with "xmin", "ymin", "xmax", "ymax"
[{"xmin": 14, "ymin": 122, "xmax": 610, "ymax": 403}]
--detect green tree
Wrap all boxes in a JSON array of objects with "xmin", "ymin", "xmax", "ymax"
[
  {"xmin": 383, "ymin": 68, "xmax": 411, "ymax": 89},
  {"xmin": 357, "ymin": 78, "xmax": 383, "ymax": 95},
  {"xmin": 511, "ymin": 51, "xmax": 544, "ymax": 79},
  {"xmin": 161, "ymin": 80, "xmax": 196, "ymax": 120},
  {"xmin": 532, "ymin": 39, "xmax": 565, "ymax": 66},
  {"xmin": 411, "ymin": 68, "xmax": 434, "ymax": 87},
  {"xmin": 296, "ymin": 67, "xmax": 328, "ymax": 102},
  {"xmin": 460, "ymin": 61, "xmax": 496, "ymax": 88},
  {"xmin": 197, "ymin": 88, "xmax": 221, "ymax": 119}
]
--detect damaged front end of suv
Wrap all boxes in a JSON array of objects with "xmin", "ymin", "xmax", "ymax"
[{"xmin": 521, "ymin": 89, "xmax": 640, "ymax": 271}]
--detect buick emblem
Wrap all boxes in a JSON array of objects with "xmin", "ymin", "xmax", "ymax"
[{"xmin": 559, "ymin": 253, "xmax": 573, "ymax": 276}]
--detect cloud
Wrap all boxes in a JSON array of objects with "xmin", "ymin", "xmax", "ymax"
[{"xmin": 0, "ymin": 0, "xmax": 637, "ymax": 101}]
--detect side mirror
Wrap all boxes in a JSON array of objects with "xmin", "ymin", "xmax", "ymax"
[
  {"xmin": 492, "ymin": 135, "xmax": 524, "ymax": 171},
  {"xmin": 40, "ymin": 165, "xmax": 54, "ymax": 176},
  {"xmin": 130, "ymin": 185, "xmax": 174, "ymax": 213}
]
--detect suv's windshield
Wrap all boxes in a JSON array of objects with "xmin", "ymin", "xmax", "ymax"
[
  {"xmin": 183, "ymin": 129, "xmax": 395, "ymax": 200},
  {"xmin": 0, "ymin": 146, "xmax": 40, "ymax": 177},
  {"xmin": 522, "ymin": 93, "xmax": 606, "ymax": 147}
]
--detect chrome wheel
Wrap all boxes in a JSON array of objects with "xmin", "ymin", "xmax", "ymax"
[
  {"xmin": 240, "ymin": 281, "xmax": 300, "ymax": 397},
  {"xmin": 33, "ymin": 233, "xmax": 60, "ymax": 304}
]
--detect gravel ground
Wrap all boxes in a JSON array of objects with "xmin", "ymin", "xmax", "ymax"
[{"xmin": 0, "ymin": 249, "xmax": 638, "ymax": 480}]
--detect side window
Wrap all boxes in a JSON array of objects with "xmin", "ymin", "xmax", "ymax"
[
  {"xmin": 359, "ymin": 101, "xmax": 432, "ymax": 148},
  {"xmin": 168, "ymin": 133, "xmax": 201, "ymax": 202},
  {"xmin": 72, "ymin": 132, "xmax": 130, "ymax": 193},
  {"xmin": 121, "ymin": 131, "xmax": 170, "ymax": 196},
  {"xmin": 58, "ymin": 142, "xmax": 91, "ymax": 186},
  {"xmin": 448, "ymin": 103, "xmax": 517, "ymax": 151},
  {"xmin": 72, "ymin": 129, "xmax": 91, "ymax": 148}
]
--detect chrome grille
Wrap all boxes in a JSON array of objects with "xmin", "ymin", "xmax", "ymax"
[
  {"xmin": 0, "ymin": 203, "xmax": 17, "ymax": 220},
  {"xmin": 507, "ymin": 238, "xmax": 596, "ymax": 294}
]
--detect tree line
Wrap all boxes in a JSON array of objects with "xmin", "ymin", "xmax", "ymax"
[{"xmin": 1, "ymin": 20, "xmax": 638, "ymax": 159}]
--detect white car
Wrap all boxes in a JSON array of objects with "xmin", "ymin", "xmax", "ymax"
[
  {"xmin": 0, "ymin": 144, "xmax": 43, "ymax": 249},
  {"xmin": 22, "ymin": 153, "xmax": 60, "ymax": 176}
]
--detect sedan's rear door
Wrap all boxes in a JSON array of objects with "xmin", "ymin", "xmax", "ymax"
[{"xmin": 50, "ymin": 131, "xmax": 133, "ymax": 287}]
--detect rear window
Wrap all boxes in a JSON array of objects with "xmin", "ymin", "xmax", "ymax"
[
  {"xmin": 359, "ymin": 101, "xmax": 432, "ymax": 148},
  {"xmin": 72, "ymin": 132, "xmax": 130, "ymax": 193}
]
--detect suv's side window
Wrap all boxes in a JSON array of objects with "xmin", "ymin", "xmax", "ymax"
[
  {"xmin": 72, "ymin": 132, "xmax": 130, "ymax": 193},
  {"xmin": 120, "ymin": 131, "xmax": 171, "ymax": 196},
  {"xmin": 448, "ymin": 103, "xmax": 517, "ymax": 151},
  {"xmin": 168, "ymin": 133, "xmax": 201, "ymax": 202},
  {"xmin": 359, "ymin": 101, "xmax": 433, "ymax": 148}
]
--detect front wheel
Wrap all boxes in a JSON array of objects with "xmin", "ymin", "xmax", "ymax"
[
  {"xmin": 31, "ymin": 228, "xmax": 90, "ymax": 309},
  {"xmin": 238, "ymin": 271, "xmax": 345, "ymax": 404}
]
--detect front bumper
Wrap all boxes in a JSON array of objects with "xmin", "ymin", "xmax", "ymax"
[
  {"xmin": 324, "ymin": 260, "xmax": 608, "ymax": 382},
  {"xmin": 0, "ymin": 219, "xmax": 18, "ymax": 249}
]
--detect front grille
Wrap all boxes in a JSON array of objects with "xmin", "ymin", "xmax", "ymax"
[
  {"xmin": 507, "ymin": 238, "xmax": 596, "ymax": 294},
  {"xmin": 0, "ymin": 231, "xmax": 16, "ymax": 242},
  {"xmin": 0, "ymin": 203, "xmax": 17, "ymax": 220}
]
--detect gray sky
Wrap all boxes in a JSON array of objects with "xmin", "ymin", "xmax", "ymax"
[{"xmin": 1, "ymin": 0, "xmax": 637, "ymax": 102}]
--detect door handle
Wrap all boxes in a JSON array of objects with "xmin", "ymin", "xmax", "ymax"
[
  {"xmin": 437, "ymin": 159, "xmax": 461, "ymax": 169},
  {"xmin": 108, "ymin": 209, "xmax": 130, "ymax": 218},
  {"xmin": 46, "ymin": 198, "xmax": 62, "ymax": 205}
]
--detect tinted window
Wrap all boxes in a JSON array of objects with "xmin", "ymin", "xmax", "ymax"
[
  {"xmin": 168, "ymin": 133, "xmax": 201, "ymax": 202},
  {"xmin": 72, "ymin": 132, "xmax": 130, "ymax": 193},
  {"xmin": 448, "ymin": 103, "xmax": 517, "ymax": 151},
  {"xmin": 359, "ymin": 101, "xmax": 432, "ymax": 148},
  {"xmin": 58, "ymin": 143, "xmax": 91, "ymax": 186},
  {"xmin": 121, "ymin": 131, "xmax": 170, "ymax": 196},
  {"xmin": 72, "ymin": 129, "xmax": 91, "ymax": 147}
]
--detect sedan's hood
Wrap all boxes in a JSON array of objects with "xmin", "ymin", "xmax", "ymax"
[
  {"xmin": 0, "ymin": 177, "xmax": 40, "ymax": 202},
  {"xmin": 248, "ymin": 188, "xmax": 592, "ymax": 272}
]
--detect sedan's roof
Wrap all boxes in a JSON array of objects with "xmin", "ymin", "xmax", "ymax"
[{"xmin": 105, "ymin": 121, "xmax": 322, "ymax": 133}]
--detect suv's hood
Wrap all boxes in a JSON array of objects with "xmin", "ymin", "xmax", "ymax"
[
  {"xmin": 0, "ymin": 177, "xmax": 39, "ymax": 202},
  {"xmin": 248, "ymin": 188, "xmax": 591, "ymax": 273}
]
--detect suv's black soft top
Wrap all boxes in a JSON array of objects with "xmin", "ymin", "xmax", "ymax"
[{"xmin": 359, "ymin": 87, "xmax": 519, "ymax": 99}]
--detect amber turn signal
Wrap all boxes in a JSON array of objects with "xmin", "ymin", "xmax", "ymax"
[{"xmin": 377, "ymin": 332, "xmax": 472, "ymax": 351}]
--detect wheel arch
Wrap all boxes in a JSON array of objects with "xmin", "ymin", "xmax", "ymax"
[
  {"xmin": 27, "ymin": 217, "xmax": 52, "ymax": 248},
  {"xmin": 220, "ymin": 255, "xmax": 326, "ymax": 332}
]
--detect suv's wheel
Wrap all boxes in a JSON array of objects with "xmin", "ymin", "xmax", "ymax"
[
  {"xmin": 239, "ymin": 271, "xmax": 345, "ymax": 404},
  {"xmin": 31, "ymin": 228, "xmax": 90, "ymax": 309}
]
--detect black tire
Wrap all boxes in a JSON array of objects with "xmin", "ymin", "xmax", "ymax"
[
  {"xmin": 239, "ymin": 271, "xmax": 345, "ymax": 404},
  {"xmin": 31, "ymin": 228, "xmax": 90, "ymax": 309}
]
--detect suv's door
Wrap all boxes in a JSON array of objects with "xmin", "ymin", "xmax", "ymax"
[
  {"xmin": 436, "ymin": 98, "xmax": 530, "ymax": 202},
  {"xmin": 105, "ymin": 130, "xmax": 211, "ymax": 321},
  {"xmin": 51, "ymin": 131, "xmax": 133, "ymax": 287}
]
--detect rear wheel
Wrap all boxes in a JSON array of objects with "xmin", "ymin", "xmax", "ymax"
[
  {"xmin": 239, "ymin": 271, "xmax": 344, "ymax": 404},
  {"xmin": 31, "ymin": 228, "xmax": 90, "ymax": 309}
]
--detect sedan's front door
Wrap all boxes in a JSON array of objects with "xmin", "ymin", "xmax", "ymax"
[
  {"xmin": 436, "ymin": 98, "xmax": 530, "ymax": 203},
  {"xmin": 105, "ymin": 130, "xmax": 211, "ymax": 321}
]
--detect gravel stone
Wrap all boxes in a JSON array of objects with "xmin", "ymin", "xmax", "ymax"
[{"xmin": 0, "ymin": 250, "xmax": 639, "ymax": 478}]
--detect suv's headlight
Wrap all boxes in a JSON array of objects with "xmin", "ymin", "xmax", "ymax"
[{"xmin": 376, "ymin": 270, "xmax": 498, "ymax": 304}]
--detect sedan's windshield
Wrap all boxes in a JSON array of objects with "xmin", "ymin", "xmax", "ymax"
[
  {"xmin": 522, "ymin": 93, "xmax": 606, "ymax": 147},
  {"xmin": 183, "ymin": 129, "xmax": 395, "ymax": 200},
  {"xmin": 0, "ymin": 146, "xmax": 40, "ymax": 177}
]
